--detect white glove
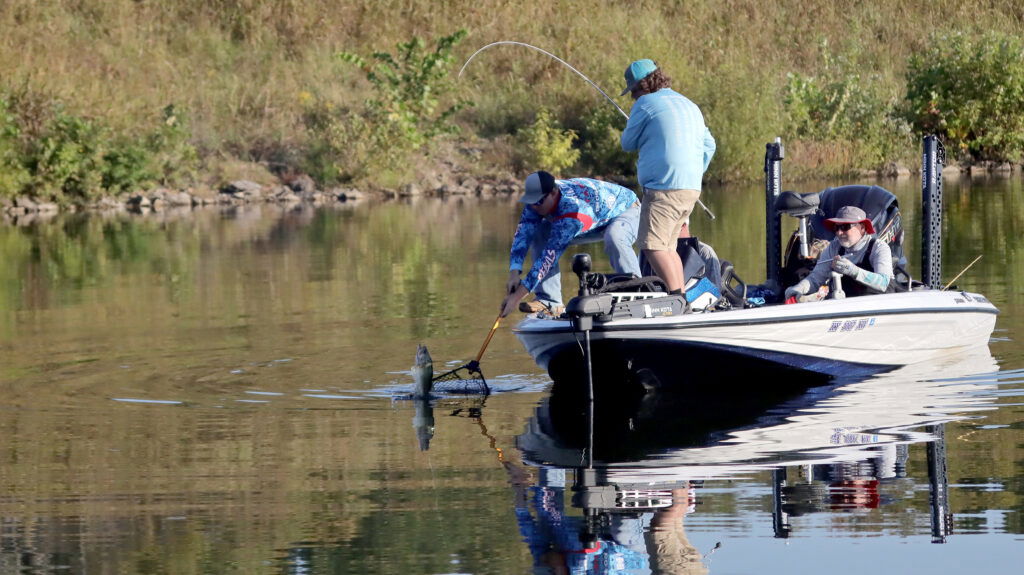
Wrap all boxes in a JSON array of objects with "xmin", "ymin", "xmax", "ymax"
[
  {"xmin": 784, "ymin": 280, "xmax": 810, "ymax": 300},
  {"xmin": 832, "ymin": 256, "xmax": 860, "ymax": 278}
]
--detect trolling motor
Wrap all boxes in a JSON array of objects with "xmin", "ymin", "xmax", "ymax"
[
  {"xmin": 566, "ymin": 253, "xmax": 613, "ymax": 469},
  {"xmin": 575, "ymin": 253, "xmax": 594, "ymax": 295},
  {"xmin": 567, "ymin": 254, "xmax": 614, "ymax": 330}
]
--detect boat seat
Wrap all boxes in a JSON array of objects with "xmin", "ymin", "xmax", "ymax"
[
  {"xmin": 774, "ymin": 191, "xmax": 820, "ymax": 218},
  {"xmin": 811, "ymin": 185, "xmax": 899, "ymax": 244},
  {"xmin": 639, "ymin": 237, "xmax": 712, "ymax": 287}
]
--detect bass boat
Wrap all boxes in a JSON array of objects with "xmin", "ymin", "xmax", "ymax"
[{"xmin": 514, "ymin": 136, "xmax": 999, "ymax": 379}]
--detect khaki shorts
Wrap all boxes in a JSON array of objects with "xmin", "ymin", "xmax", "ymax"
[{"xmin": 638, "ymin": 188, "xmax": 701, "ymax": 251}]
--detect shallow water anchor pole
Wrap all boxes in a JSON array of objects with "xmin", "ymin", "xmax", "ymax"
[
  {"xmin": 922, "ymin": 135, "xmax": 944, "ymax": 289},
  {"xmin": 926, "ymin": 424, "xmax": 951, "ymax": 543},
  {"xmin": 764, "ymin": 138, "xmax": 785, "ymax": 287}
]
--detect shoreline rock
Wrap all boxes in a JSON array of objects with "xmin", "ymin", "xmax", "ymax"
[
  {"xmin": 2, "ymin": 174, "xmax": 522, "ymax": 220},
  {"xmin": 2, "ymin": 159, "xmax": 1020, "ymax": 221}
]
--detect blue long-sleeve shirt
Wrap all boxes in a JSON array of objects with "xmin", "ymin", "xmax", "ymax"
[
  {"xmin": 621, "ymin": 88, "xmax": 715, "ymax": 191},
  {"xmin": 510, "ymin": 178, "xmax": 638, "ymax": 293}
]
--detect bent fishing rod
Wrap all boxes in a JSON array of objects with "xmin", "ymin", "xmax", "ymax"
[{"xmin": 459, "ymin": 40, "xmax": 716, "ymax": 221}]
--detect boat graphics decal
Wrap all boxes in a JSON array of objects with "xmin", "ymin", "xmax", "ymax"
[{"xmin": 517, "ymin": 304, "xmax": 998, "ymax": 335}]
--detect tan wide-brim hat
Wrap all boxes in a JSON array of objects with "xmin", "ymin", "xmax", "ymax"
[{"xmin": 824, "ymin": 205, "xmax": 875, "ymax": 234}]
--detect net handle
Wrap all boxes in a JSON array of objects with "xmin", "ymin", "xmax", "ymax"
[{"xmin": 474, "ymin": 315, "xmax": 502, "ymax": 363}]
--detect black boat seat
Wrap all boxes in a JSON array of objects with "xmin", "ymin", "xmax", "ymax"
[{"xmin": 774, "ymin": 190, "xmax": 820, "ymax": 218}]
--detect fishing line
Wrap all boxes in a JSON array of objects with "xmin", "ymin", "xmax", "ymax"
[
  {"xmin": 459, "ymin": 41, "xmax": 629, "ymax": 119},
  {"xmin": 459, "ymin": 41, "xmax": 716, "ymax": 220}
]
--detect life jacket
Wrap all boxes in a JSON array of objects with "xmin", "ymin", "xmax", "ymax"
[{"xmin": 838, "ymin": 238, "xmax": 895, "ymax": 297}]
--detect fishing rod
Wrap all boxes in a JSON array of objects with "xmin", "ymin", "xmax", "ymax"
[
  {"xmin": 460, "ymin": 41, "xmax": 716, "ymax": 221},
  {"xmin": 942, "ymin": 254, "xmax": 982, "ymax": 291}
]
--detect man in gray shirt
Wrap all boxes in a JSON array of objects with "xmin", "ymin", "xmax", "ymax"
[{"xmin": 785, "ymin": 205, "xmax": 893, "ymax": 300}]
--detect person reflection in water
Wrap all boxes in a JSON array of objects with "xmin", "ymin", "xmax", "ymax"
[
  {"xmin": 646, "ymin": 488, "xmax": 707, "ymax": 575},
  {"xmin": 508, "ymin": 464, "xmax": 708, "ymax": 575}
]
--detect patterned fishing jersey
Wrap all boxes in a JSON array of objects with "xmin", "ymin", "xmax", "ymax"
[{"xmin": 510, "ymin": 178, "xmax": 639, "ymax": 293}]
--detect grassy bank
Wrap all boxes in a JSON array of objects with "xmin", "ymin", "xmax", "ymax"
[{"xmin": 2, "ymin": 0, "xmax": 1023, "ymax": 201}]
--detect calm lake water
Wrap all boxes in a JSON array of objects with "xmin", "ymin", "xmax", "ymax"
[{"xmin": 1, "ymin": 175, "xmax": 1022, "ymax": 574}]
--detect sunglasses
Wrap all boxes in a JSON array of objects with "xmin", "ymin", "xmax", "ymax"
[{"xmin": 834, "ymin": 223, "xmax": 859, "ymax": 232}]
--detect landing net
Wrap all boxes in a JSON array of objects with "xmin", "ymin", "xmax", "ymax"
[{"xmin": 432, "ymin": 361, "xmax": 490, "ymax": 395}]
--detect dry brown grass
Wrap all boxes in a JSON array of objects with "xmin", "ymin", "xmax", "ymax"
[{"xmin": 2, "ymin": 0, "xmax": 1022, "ymax": 184}]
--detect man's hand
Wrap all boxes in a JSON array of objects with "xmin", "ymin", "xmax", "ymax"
[
  {"xmin": 505, "ymin": 270, "xmax": 522, "ymax": 295},
  {"xmin": 784, "ymin": 280, "xmax": 810, "ymax": 301},
  {"xmin": 832, "ymin": 256, "xmax": 859, "ymax": 278},
  {"xmin": 500, "ymin": 284, "xmax": 529, "ymax": 318}
]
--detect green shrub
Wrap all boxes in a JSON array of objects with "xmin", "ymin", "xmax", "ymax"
[
  {"xmin": 314, "ymin": 29, "xmax": 472, "ymax": 185},
  {"xmin": 1, "ymin": 85, "xmax": 198, "ymax": 202},
  {"xmin": 28, "ymin": 111, "xmax": 105, "ymax": 201},
  {"xmin": 783, "ymin": 42, "xmax": 907, "ymax": 170},
  {"xmin": 101, "ymin": 106, "xmax": 198, "ymax": 194},
  {"xmin": 145, "ymin": 104, "xmax": 199, "ymax": 186},
  {"xmin": 576, "ymin": 104, "xmax": 634, "ymax": 177},
  {"xmin": 0, "ymin": 98, "xmax": 30, "ymax": 198},
  {"xmin": 101, "ymin": 139, "xmax": 156, "ymax": 195},
  {"xmin": 515, "ymin": 108, "xmax": 580, "ymax": 173},
  {"xmin": 300, "ymin": 98, "xmax": 374, "ymax": 184},
  {"xmin": 905, "ymin": 31, "xmax": 1024, "ymax": 163}
]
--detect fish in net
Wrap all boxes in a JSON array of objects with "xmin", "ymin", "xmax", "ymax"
[{"xmin": 413, "ymin": 345, "xmax": 490, "ymax": 396}]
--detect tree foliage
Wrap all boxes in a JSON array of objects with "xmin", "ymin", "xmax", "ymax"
[
  {"xmin": 303, "ymin": 29, "xmax": 472, "ymax": 185},
  {"xmin": 0, "ymin": 86, "xmax": 198, "ymax": 202},
  {"xmin": 905, "ymin": 32, "xmax": 1024, "ymax": 163},
  {"xmin": 515, "ymin": 108, "xmax": 580, "ymax": 174}
]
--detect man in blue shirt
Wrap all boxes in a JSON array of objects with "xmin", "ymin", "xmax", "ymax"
[
  {"xmin": 500, "ymin": 171, "xmax": 641, "ymax": 317},
  {"xmin": 621, "ymin": 59, "xmax": 716, "ymax": 296}
]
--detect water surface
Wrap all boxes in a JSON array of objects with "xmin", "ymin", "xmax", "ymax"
[{"xmin": 0, "ymin": 176, "xmax": 1021, "ymax": 574}]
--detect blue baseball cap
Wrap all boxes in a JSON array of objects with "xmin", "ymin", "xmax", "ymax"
[
  {"xmin": 621, "ymin": 59, "xmax": 658, "ymax": 96},
  {"xmin": 520, "ymin": 171, "xmax": 556, "ymax": 204}
]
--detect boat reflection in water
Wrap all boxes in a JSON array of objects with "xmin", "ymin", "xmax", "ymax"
[{"xmin": 510, "ymin": 347, "xmax": 999, "ymax": 573}]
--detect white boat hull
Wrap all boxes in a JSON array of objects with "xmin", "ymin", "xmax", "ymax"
[{"xmin": 515, "ymin": 290, "xmax": 999, "ymax": 377}]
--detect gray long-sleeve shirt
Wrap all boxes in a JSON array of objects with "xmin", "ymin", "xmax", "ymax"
[{"xmin": 804, "ymin": 234, "xmax": 893, "ymax": 293}]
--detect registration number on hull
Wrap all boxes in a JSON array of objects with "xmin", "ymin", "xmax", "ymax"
[{"xmin": 827, "ymin": 318, "xmax": 876, "ymax": 333}]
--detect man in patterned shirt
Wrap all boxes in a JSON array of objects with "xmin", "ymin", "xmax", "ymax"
[{"xmin": 500, "ymin": 170, "xmax": 641, "ymax": 317}]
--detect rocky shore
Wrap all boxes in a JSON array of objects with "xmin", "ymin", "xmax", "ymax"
[
  {"xmin": 0, "ymin": 172, "xmax": 525, "ymax": 225},
  {"xmin": 2, "ymin": 155, "xmax": 1018, "ymax": 226}
]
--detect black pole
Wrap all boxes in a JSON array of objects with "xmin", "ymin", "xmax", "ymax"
[
  {"xmin": 764, "ymin": 138, "xmax": 784, "ymax": 287},
  {"xmin": 922, "ymin": 135, "xmax": 945, "ymax": 289},
  {"xmin": 772, "ymin": 467, "xmax": 791, "ymax": 538},
  {"xmin": 926, "ymin": 424, "xmax": 951, "ymax": 543}
]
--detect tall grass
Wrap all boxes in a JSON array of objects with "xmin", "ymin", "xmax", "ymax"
[{"xmin": 1, "ymin": 0, "xmax": 1023, "ymax": 193}]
